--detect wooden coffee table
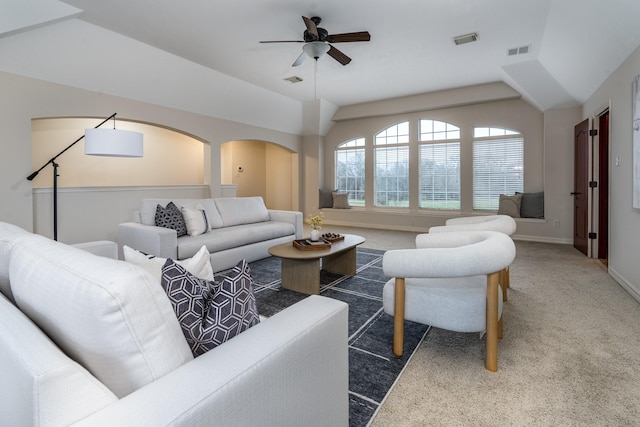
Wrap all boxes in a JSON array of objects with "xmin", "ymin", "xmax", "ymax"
[{"xmin": 268, "ymin": 234, "xmax": 366, "ymax": 295}]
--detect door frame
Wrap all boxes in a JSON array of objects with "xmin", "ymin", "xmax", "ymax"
[
  {"xmin": 576, "ymin": 105, "xmax": 611, "ymax": 260},
  {"xmin": 591, "ymin": 108, "xmax": 610, "ymax": 260}
]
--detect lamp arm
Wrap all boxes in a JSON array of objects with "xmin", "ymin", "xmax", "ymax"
[{"xmin": 26, "ymin": 113, "xmax": 117, "ymax": 181}]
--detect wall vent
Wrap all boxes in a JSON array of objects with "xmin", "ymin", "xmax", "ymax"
[
  {"xmin": 507, "ymin": 45, "xmax": 531, "ymax": 56},
  {"xmin": 453, "ymin": 32, "xmax": 478, "ymax": 45},
  {"xmin": 284, "ymin": 76, "xmax": 303, "ymax": 83}
]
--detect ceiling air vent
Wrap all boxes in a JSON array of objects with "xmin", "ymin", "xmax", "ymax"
[
  {"xmin": 507, "ymin": 45, "xmax": 531, "ymax": 56},
  {"xmin": 453, "ymin": 32, "xmax": 478, "ymax": 45},
  {"xmin": 284, "ymin": 76, "xmax": 303, "ymax": 83}
]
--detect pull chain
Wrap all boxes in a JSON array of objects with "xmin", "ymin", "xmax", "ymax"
[{"xmin": 314, "ymin": 59, "xmax": 318, "ymax": 100}]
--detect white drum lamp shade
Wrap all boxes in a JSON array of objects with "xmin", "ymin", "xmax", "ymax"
[{"xmin": 85, "ymin": 128, "xmax": 143, "ymax": 157}]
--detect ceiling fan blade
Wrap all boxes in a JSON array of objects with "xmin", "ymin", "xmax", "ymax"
[
  {"xmin": 259, "ymin": 40, "xmax": 305, "ymax": 43},
  {"xmin": 292, "ymin": 51, "xmax": 307, "ymax": 67},
  {"xmin": 328, "ymin": 45, "xmax": 351, "ymax": 65},
  {"xmin": 302, "ymin": 16, "xmax": 318, "ymax": 40},
  {"xmin": 327, "ymin": 31, "xmax": 371, "ymax": 43}
]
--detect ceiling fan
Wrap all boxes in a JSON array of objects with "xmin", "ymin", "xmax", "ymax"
[{"xmin": 260, "ymin": 16, "xmax": 371, "ymax": 67}]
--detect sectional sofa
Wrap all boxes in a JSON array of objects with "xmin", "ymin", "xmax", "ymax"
[
  {"xmin": 118, "ymin": 196, "xmax": 302, "ymax": 272},
  {"xmin": 0, "ymin": 222, "xmax": 349, "ymax": 426}
]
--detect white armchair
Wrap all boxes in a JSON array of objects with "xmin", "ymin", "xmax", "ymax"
[
  {"xmin": 429, "ymin": 215, "xmax": 516, "ymax": 301},
  {"xmin": 382, "ymin": 231, "xmax": 516, "ymax": 372}
]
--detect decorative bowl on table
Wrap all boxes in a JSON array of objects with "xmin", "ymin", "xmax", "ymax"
[{"xmin": 321, "ymin": 233, "xmax": 344, "ymax": 243}]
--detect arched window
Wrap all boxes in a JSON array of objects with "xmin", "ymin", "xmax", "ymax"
[
  {"xmin": 419, "ymin": 120, "xmax": 460, "ymax": 209},
  {"xmin": 335, "ymin": 138, "xmax": 365, "ymax": 206},
  {"xmin": 374, "ymin": 122, "xmax": 410, "ymax": 207},
  {"xmin": 473, "ymin": 127, "xmax": 523, "ymax": 210}
]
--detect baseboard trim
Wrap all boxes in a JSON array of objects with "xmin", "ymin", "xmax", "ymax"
[
  {"xmin": 512, "ymin": 234, "xmax": 573, "ymax": 244},
  {"xmin": 609, "ymin": 267, "xmax": 640, "ymax": 303},
  {"xmin": 323, "ymin": 220, "xmax": 430, "ymax": 233}
]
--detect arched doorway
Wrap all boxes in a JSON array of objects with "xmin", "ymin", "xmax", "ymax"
[
  {"xmin": 221, "ymin": 140, "xmax": 298, "ymax": 211},
  {"xmin": 31, "ymin": 117, "xmax": 208, "ymax": 188},
  {"xmin": 30, "ymin": 116, "xmax": 211, "ymax": 242}
]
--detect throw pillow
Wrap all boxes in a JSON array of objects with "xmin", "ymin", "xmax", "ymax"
[
  {"xmin": 181, "ymin": 204, "xmax": 210, "ymax": 237},
  {"xmin": 319, "ymin": 189, "xmax": 335, "ymax": 208},
  {"xmin": 155, "ymin": 202, "xmax": 187, "ymax": 237},
  {"xmin": 123, "ymin": 245, "xmax": 214, "ymax": 282},
  {"xmin": 517, "ymin": 191, "xmax": 545, "ymax": 219},
  {"xmin": 497, "ymin": 194, "xmax": 523, "ymax": 218},
  {"xmin": 161, "ymin": 259, "xmax": 260, "ymax": 357},
  {"xmin": 332, "ymin": 192, "xmax": 351, "ymax": 209}
]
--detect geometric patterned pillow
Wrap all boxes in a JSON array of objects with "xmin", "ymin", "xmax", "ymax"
[
  {"xmin": 160, "ymin": 259, "xmax": 260, "ymax": 357},
  {"xmin": 155, "ymin": 202, "xmax": 187, "ymax": 237}
]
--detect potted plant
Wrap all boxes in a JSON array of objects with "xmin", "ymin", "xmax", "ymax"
[{"xmin": 305, "ymin": 212, "xmax": 324, "ymax": 241}]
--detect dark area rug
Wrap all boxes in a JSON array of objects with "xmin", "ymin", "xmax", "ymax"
[{"xmin": 246, "ymin": 248, "xmax": 430, "ymax": 427}]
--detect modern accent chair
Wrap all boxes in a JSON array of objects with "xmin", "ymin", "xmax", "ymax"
[
  {"xmin": 429, "ymin": 215, "xmax": 517, "ymax": 301},
  {"xmin": 382, "ymin": 230, "xmax": 516, "ymax": 372}
]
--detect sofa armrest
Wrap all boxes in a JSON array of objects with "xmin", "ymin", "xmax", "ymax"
[
  {"xmin": 117, "ymin": 222, "xmax": 178, "ymax": 259},
  {"xmin": 72, "ymin": 241, "xmax": 118, "ymax": 259},
  {"xmin": 269, "ymin": 209, "xmax": 303, "ymax": 239},
  {"xmin": 72, "ymin": 295, "xmax": 349, "ymax": 427}
]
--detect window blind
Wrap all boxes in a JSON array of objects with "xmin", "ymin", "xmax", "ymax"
[
  {"xmin": 419, "ymin": 142, "xmax": 460, "ymax": 209},
  {"xmin": 473, "ymin": 137, "xmax": 523, "ymax": 210}
]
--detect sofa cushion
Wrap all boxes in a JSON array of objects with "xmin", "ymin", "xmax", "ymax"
[
  {"xmin": 161, "ymin": 259, "xmax": 260, "ymax": 357},
  {"xmin": 332, "ymin": 192, "xmax": 351, "ymax": 209},
  {"xmin": 517, "ymin": 191, "xmax": 545, "ymax": 218},
  {"xmin": 140, "ymin": 199, "xmax": 224, "ymax": 229},
  {"xmin": 181, "ymin": 205, "xmax": 209, "ymax": 236},
  {"xmin": 497, "ymin": 193, "xmax": 522, "ymax": 218},
  {"xmin": 319, "ymin": 189, "xmax": 335, "ymax": 208},
  {"xmin": 214, "ymin": 196, "xmax": 270, "ymax": 227},
  {"xmin": 0, "ymin": 222, "xmax": 31, "ymax": 304},
  {"xmin": 0, "ymin": 293, "xmax": 117, "ymax": 425},
  {"xmin": 155, "ymin": 202, "xmax": 188, "ymax": 237},
  {"xmin": 123, "ymin": 245, "xmax": 214, "ymax": 282},
  {"xmin": 9, "ymin": 234, "xmax": 193, "ymax": 398},
  {"xmin": 177, "ymin": 221, "xmax": 296, "ymax": 260}
]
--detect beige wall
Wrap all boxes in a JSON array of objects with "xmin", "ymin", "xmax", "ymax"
[
  {"xmin": 265, "ymin": 144, "xmax": 296, "ymax": 211},
  {"xmin": 583, "ymin": 44, "xmax": 640, "ymax": 300},
  {"xmin": 0, "ymin": 71, "xmax": 301, "ymax": 241},
  {"xmin": 32, "ymin": 185, "xmax": 211, "ymax": 244},
  {"xmin": 319, "ymin": 94, "xmax": 575, "ymax": 241},
  {"xmin": 228, "ymin": 140, "xmax": 267, "ymax": 198},
  {"xmin": 541, "ymin": 107, "xmax": 581, "ymax": 239},
  {"xmin": 221, "ymin": 140, "xmax": 296, "ymax": 210},
  {"xmin": 31, "ymin": 118, "xmax": 205, "ymax": 187}
]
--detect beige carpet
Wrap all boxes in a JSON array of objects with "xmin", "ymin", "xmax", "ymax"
[{"xmin": 363, "ymin": 239, "xmax": 640, "ymax": 426}]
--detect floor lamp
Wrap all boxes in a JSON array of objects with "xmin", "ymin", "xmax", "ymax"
[{"xmin": 27, "ymin": 113, "xmax": 143, "ymax": 241}]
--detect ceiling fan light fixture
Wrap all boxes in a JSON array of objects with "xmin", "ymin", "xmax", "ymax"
[
  {"xmin": 453, "ymin": 32, "xmax": 478, "ymax": 45},
  {"xmin": 303, "ymin": 41, "xmax": 330, "ymax": 59}
]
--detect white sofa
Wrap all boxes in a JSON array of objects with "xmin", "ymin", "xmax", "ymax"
[
  {"xmin": 0, "ymin": 222, "xmax": 349, "ymax": 426},
  {"xmin": 118, "ymin": 196, "xmax": 303, "ymax": 272}
]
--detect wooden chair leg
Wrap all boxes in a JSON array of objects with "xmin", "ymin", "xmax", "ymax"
[
  {"xmin": 393, "ymin": 278, "xmax": 405, "ymax": 357},
  {"xmin": 506, "ymin": 266, "xmax": 511, "ymax": 288},
  {"xmin": 498, "ymin": 312, "xmax": 503, "ymax": 340},
  {"xmin": 485, "ymin": 271, "xmax": 500, "ymax": 372},
  {"xmin": 500, "ymin": 268, "xmax": 508, "ymax": 302}
]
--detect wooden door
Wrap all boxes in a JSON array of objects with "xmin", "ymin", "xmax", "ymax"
[{"xmin": 573, "ymin": 119, "xmax": 590, "ymax": 256}]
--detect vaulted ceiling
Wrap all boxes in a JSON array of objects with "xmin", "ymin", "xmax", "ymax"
[{"xmin": 2, "ymin": 0, "xmax": 640, "ymax": 134}]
